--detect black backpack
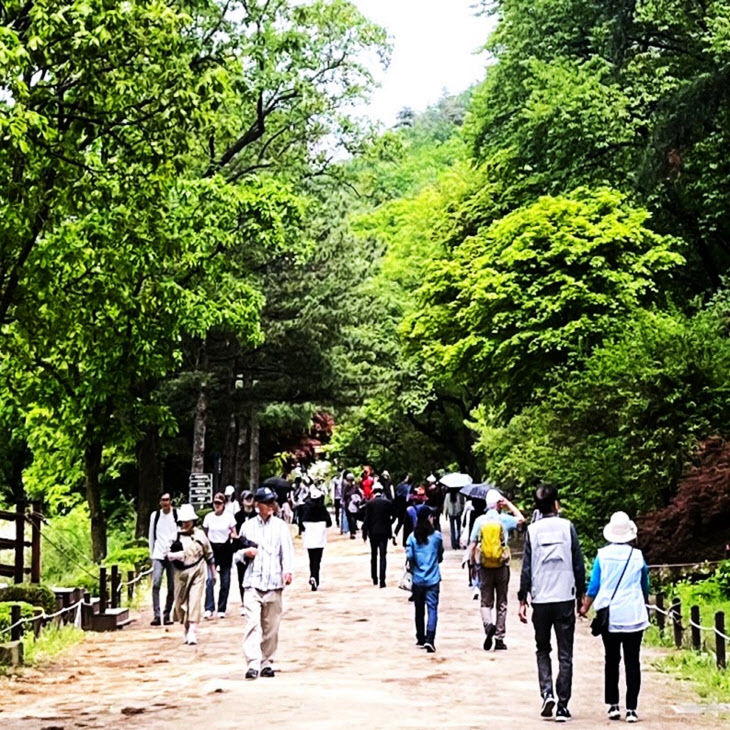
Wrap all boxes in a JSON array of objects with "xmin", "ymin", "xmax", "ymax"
[{"xmin": 153, "ymin": 508, "xmax": 178, "ymax": 544}]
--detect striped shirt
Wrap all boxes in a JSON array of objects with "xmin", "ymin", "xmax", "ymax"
[{"xmin": 239, "ymin": 514, "xmax": 294, "ymax": 591}]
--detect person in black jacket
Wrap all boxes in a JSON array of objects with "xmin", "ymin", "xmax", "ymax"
[{"xmin": 362, "ymin": 484, "xmax": 394, "ymax": 587}]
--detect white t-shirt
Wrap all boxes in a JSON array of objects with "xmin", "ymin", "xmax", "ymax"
[
  {"xmin": 203, "ymin": 510, "xmax": 236, "ymax": 544},
  {"xmin": 224, "ymin": 500, "xmax": 240, "ymax": 516}
]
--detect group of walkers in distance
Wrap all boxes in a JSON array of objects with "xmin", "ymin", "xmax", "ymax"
[{"xmin": 147, "ymin": 467, "xmax": 651, "ymax": 723}]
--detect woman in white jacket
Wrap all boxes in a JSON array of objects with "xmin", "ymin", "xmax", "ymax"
[
  {"xmin": 580, "ymin": 512, "xmax": 650, "ymax": 724},
  {"xmin": 299, "ymin": 486, "xmax": 332, "ymax": 591}
]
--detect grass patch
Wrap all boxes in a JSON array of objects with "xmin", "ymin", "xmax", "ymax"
[{"xmin": 22, "ymin": 623, "xmax": 85, "ymax": 667}]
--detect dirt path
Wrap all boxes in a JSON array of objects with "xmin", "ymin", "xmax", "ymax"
[{"xmin": 0, "ymin": 528, "xmax": 724, "ymax": 729}]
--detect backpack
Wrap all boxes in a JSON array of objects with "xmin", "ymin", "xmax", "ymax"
[
  {"xmin": 479, "ymin": 518, "xmax": 509, "ymax": 568},
  {"xmin": 347, "ymin": 492, "xmax": 362, "ymax": 514}
]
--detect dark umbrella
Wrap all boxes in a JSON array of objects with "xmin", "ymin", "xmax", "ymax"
[
  {"xmin": 459, "ymin": 482, "xmax": 498, "ymax": 501},
  {"xmin": 263, "ymin": 476, "xmax": 292, "ymax": 491}
]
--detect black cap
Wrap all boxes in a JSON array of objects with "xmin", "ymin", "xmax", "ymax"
[{"xmin": 254, "ymin": 487, "xmax": 277, "ymax": 503}]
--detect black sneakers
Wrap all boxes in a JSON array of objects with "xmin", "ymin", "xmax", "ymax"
[
  {"xmin": 423, "ymin": 641, "xmax": 435, "ymax": 653},
  {"xmin": 483, "ymin": 624, "xmax": 496, "ymax": 651},
  {"xmin": 150, "ymin": 617, "xmax": 161, "ymax": 626},
  {"xmin": 494, "ymin": 639, "xmax": 507, "ymax": 650},
  {"xmin": 626, "ymin": 710, "xmax": 638, "ymax": 723},
  {"xmin": 260, "ymin": 667, "xmax": 275, "ymax": 678},
  {"xmin": 540, "ymin": 695, "xmax": 555, "ymax": 718},
  {"xmin": 245, "ymin": 668, "xmax": 258, "ymax": 680},
  {"xmin": 555, "ymin": 705, "xmax": 571, "ymax": 722},
  {"xmin": 607, "ymin": 705, "xmax": 620, "ymax": 720}
]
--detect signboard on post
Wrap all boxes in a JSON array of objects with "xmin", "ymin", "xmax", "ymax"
[{"xmin": 189, "ymin": 473, "xmax": 214, "ymax": 507}]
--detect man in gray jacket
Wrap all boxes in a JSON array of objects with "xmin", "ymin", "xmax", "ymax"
[{"xmin": 518, "ymin": 483, "xmax": 585, "ymax": 723}]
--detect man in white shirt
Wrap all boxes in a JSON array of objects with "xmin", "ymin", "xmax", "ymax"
[
  {"xmin": 236, "ymin": 486, "xmax": 294, "ymax": 680},
  {"xmin": 148, "ymin": 492, "xmax": 178, "ymax": 626}
]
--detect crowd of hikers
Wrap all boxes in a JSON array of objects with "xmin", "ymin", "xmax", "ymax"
[{"xmin": 148, "ymin": 467, "xmax": 650, "ymax": 724}]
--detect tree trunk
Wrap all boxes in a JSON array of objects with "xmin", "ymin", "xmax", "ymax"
[
  {"xmin": 220, "ymin": 413, "xmax": 237, "ymax": 488},
  {"xmin": 135, "ymin": 427, "xmax": 162, "ymax": 539},
  {"xmin": 191, "ymin": 382, "xmax": 207, "ymax": 474},
  {"xmin": 84, "ymin": 441, "xmax": 107, "ymax": 562},
  {"xmin": 235, "ymin": 416, "xmax": 249, "ymax": 490},
  {"xmin": 249, "ymin": 408, "xmax": 260, "ymax": 489}
]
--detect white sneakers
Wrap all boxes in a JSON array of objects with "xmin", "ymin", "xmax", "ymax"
[
  {"xmin": 203, "ymin": 610, "xmax": 213, "ymax": 619},
  {"xmin": 184, "ymin": 628, "xmax": 197, "ymax": 644},
  {"xmin": 217, "ymin": 612, "xmax": 226, "ymax": 619}
]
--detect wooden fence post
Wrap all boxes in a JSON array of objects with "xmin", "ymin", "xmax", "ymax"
[
  {"xmin": 716, "ymin": 612, "xmax": 726, "ymax": 670},
  {"xmin": 656, "ymin": 592, "xmax": 665, "ymax": 633},
  {"xmin": 691, "ymin": 605, "xmax": 701, "ymax": 651},
  {"xmin": 99, "ymin": 567, "xmax": 107, "ymax": 615},
  {"xmin": 14, "ymin": 500, "xmax": 25, "ymax": 584},
  {"xmin": 30, "ymin": 500, "xmax": 41, "ymax": 584},
  {"xmin": 10, "ymin": 604, "xmax": 21, "ymax": 641},
  {"xmin": 671, "ymin": 597, "xmax": 683, "ymax": 649},
  {"xmin": 110, "ymin": 565, "xmax": 119, "ymax": 609},
  {"xmin": 127, "ymin": 571, "xmax": 135, "ymax": 603}
]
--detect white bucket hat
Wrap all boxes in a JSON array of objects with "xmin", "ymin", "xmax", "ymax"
[
  {"xmin": 603, "ymin": 511, "xmax": 637, "ymax": 543},
  {"xmin": 177, "ymin": 503, "xmax": 198, "ymax": 523},
  {"xmin": 486, "ymin": 489, "xmax": 503, "ymax": 508}
]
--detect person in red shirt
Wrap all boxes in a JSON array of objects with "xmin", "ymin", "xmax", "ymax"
[{"xmin": 361, "ymin": 467, "xmax": 374, "ymax": 500}]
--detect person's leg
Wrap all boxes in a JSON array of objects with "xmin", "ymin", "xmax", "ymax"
[
  {"xmin": 370, "ymin": 539, "xmax": 378, "ymax": 584},
  {"xmin": 334, "ymin": 499, "xmax": 341, "ymax": 527},
  {"xmin": 309, "ymin": 548, "xmax": 323, "ymax": 586},
  {"xmin": 413, "ymin": 585, "xmax": 426, "ymax": 644},
  {"xmin": 532, "ymin": 603, "xmax": 555, "ymax": 700},
  {"xmin": 448, "ymin": 515, "xmax": 457, "ymax": 549},
  {"xmin": 151, "ymin": 559, "xmax": 164, "ymax": 621},
  {"xmin": 553, "ymin": 601, "xmax": 576, "ymax": 708},
  {"xmin": 204, "ymin": 568, "xmax": 215, "ymax": 614},
  {"xmin": 379, "ymin": 537, "xmax": 388, "ymax": 586},
  {"xmin": 479, "ymin": 566, "xmax": 497, "ymax": 636},
  {"xmin": 425, "ymin": 584, "xmax": 440, "ymax": 644},
  {"xmin": 163, "ymin": 559, "xmax": 175, "ymax": 620},
  {"xmin": 242, "ymin": 589, "xmax": 264, "ymax": 671},
  {"xmin": 217, "ymin": 564, "xmax": 231, "ymax": 614},
  {"xmin": 494, "ymin": 565, "xmax": 510, "ymax": 642},
  {"xmin": 260, "ymin": 590, "xmax": 283, "ymax": 671},
  {"xmin": 602, "ymin": 630, "xmax": 622, "ymax": 707},
  {"xmin": 623, "ymin": 631, "xmax": 644, "ymax": 711},
  {"xmin": 237, "ymin": 561, "xmax": 245, "ymax": 604}
]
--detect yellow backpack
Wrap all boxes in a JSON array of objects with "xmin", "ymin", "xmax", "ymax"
[{"xmin": 479, "ymin": 519, "xmax": 509, "ymax": 568}]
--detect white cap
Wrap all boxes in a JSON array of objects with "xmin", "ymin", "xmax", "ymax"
[
  {"xmin": 177, "ymin": 504, "xmax": 198, "ymax": 523},
  {"xmin": 486, "ymin": 489, "xmax": 503, "ymax": 508},
  {"xmin": 426, "ymin": 474, "xmax": 437, "ymax": 484},
  {"xmin": 224, "ymin": 485, "xmax": 235, "ymax": 496}
]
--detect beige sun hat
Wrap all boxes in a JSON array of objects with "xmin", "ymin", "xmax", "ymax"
[
  {"xmin": 603, "ymin": 511, "xmax": 637, "ymax": 543},
  {"xmin": 177, "ymin": 503, "xmax": 198, "ymax": 523}
]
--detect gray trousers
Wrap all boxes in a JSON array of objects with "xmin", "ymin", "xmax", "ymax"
[
  {"xmin": 532, "ymin": 600, "xmax": 576, "ymax": 706},
  {"xmin": 152, "ymin": 558, "xmax": 175, "ymax": 619},
  {"xmin": 479, "ymin": 564, "xmax": 510, "ymax": 639},
  {"xmin": 243, "ymin": 588, "xmax": 283, "ymax": 671}
]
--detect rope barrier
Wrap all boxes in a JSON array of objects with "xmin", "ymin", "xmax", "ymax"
[
  {"xmin": 0, "ymin": 598, "xmax": 84, "ymax": 638},
  {"xmin": 646, "ymin": 601, "xmax": 730, "ymax": 643},
  {"xmin": 120, "ymin": 567, "xmax": 153, "ymax": 587}
]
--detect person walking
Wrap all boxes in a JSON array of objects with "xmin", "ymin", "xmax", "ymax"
[
  {"xmin": 223, "ymin": 485, "xmax": 239, "ymax": 516},
  {"xmin": 234, "ymin": 490, "xmax": 258, "ymax": 613},
  {"xmin": 166, "ymin": 503, "xmax": 214, "ymax": 645},
  {"xmin": 330, "ymin": 471, "xmax": 344, "ymax": 528},
  {"xmin": 361, "ymin": 483, "xmax": 394, "ymax": 588},
  {"xmin": 392, "ymin": 473, "xmax": 411, "ymax": 545},
  {"xmin": 236, "ymin": 486, "xmax": 294, "ymax": 679},
  {"xmin": 203, "ymin": 492, "xmax": 238, "ymax": 618},
  {"xmin": 148, "ymin": 492, "xmax": 177, "ymax": 626},
  {"xmin": 469, "ymin": 489, "xmax": 525, "ymax": 651},
  {"xmin": 405, "ymin": 505, "xmax": 444, "ymax": 653},
  {"xmin": 343, "ymin": 475, "xmax": 363, "ymax": 540},
  {"xmin": 579, "ymin": 512, "xmax": 650, "ymax": 723},
  {"xmin": 518, "ymin": 483, "xmax": 585, "ymax": 722},
  {"xmin": 444, "ymin": 490, "xmax": 465, "ymax": 550},
  {"xmin": 381, "ymin": 470, "xmax": 394, "ymax": 501},
  {"xmin": 300, "ymin": 486, "xmax": 332, "ymax": 591}
]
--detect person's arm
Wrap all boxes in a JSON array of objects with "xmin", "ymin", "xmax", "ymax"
[
  {"xmin": 579, "ymin": 557, "xmax": 601, "ymax": 616},
  {"xmin": 570, "ymin": 524, "xmax": 586, "ymax": 604},
  {"xmin": 518, "ymin": 529, "xmax": 533, "ymax": 622},
  {"xmin": 148, "ymin": 512, "xmax": 156, "ymax": 559},
  {"xmin": 325, "ymin": 507, "xmax": 332, "ymax": 528},
  {"xmin": 281, "ymin": 521, "xmax": 294, "ymax": 585},
  {"xmin": 437, "ymin": 532, "xmax": 444, "ymax": 564},
  {"xmin": 405, "ymin": 535, "xmax": 414, "ymax": 568},
  {"xmin": 641, "ymin": 560, "xmax": 650, "ymax": 602},
  {"xmin": 468, "ymin": 516, "xmax": 481, "ymax": 564},
  {"xmin": 502, "ymin": 497, "xmax": 525, "ymax": 524}
]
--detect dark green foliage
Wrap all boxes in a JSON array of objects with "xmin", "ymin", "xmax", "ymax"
[
  {"xmin": 0, "ymin": 601, "xmax": 36, "ymax": 632},
  {"xmin": 0, "ymin": 585, "xmax": 57, "ymax": 615}
]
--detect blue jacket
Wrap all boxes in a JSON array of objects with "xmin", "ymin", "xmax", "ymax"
[{"xmin": 406, "ymin": 531, "xmax": 444, "ymax": 587}]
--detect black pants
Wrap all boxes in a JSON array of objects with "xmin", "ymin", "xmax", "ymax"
[
  {"xmin": 237, "ymin": 561, "xmax": 245, "ymax": 602},
  {"xmin": 334, "ymin": 499, "xmax": 341, "ymax": 527},
  {"xmin": 602, "ymin": 630, "xmax": 643, "ymax": 710},
  {"xmin": 370, "ymin": 536, "xmax": 388, "ymax": 585},
  {"xmin": 308, "ymin": 547, "xmax": 324, "ymax": 585},
  {"xmin": 532, "ymin": 601, "xmax": 576, "ymax": 707}
]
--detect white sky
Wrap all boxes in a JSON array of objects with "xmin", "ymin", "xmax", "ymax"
[{"xmin": 353, "ymin": 0, "xmax": 496, "ymax": 127}]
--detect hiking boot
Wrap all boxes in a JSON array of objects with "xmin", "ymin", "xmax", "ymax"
[
  {"xmin": 483, "ymin": 624, "xmax": 496, "ymax": 651},
  {"xmin": 626, "ymin": 710, "xmax": 638, "ymax": 723},
  {"xmin": 607, "ymin": 705, "xmax": 620, "ymax": 720},
  {"xmin": 150, "ymin": 617, "xmax": 161, "ymax": 626},
  {"xmin": 494, "ymin": 639, "xmax": 507, "ymax": 650},
  {"xmin": 540, "ymin": 695, "xmax": 555, "ymax": 718},
  {"xmin": 555, "ymin": 705, "xmax": 571, "ymax": 722}
]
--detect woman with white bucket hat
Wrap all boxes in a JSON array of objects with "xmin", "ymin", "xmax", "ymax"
[
  {"xmin": 166, "ymin": 503, "xmax": 214, "ymax": 645},
  {"xmin": 579, "ymin": 512, "xmax": 650, "ymax": 723}
]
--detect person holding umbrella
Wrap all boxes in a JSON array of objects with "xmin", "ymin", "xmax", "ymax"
[{"xmin": 439, "ymin": 474, "xmax": 471, "ymax": 550}]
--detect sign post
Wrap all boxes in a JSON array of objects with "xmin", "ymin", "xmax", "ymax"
[{"xmin": 189, "ymin": 473, "xmax": 214, "ymax": 508}]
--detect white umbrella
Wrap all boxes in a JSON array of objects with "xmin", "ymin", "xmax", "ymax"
[{"xmin": 438, "ymin": 473, "xmax": 473, "ymax": 489}]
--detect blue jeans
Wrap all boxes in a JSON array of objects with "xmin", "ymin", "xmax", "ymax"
[
  {"xmin": 449, "ymin": 515, "xmax": 461, "ymax": 549},
  {"xmin": 205, "ymin": 564, "xmax": 232, "ymax": 614},
  {"xmin": 152, "ymin": 558, "xmax": 174, "ymax": 619},
  {"xmin": 413, "ymin": 583, "xmax": 440, "ymax": 643}
]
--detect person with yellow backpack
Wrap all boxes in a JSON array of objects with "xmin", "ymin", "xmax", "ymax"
[{"xmin": 469, "ymin": 488, "xmax": 525, "ymax": 651}]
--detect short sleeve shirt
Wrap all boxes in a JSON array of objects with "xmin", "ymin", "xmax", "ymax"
[
  {"xmin": 470, "ymin": 510, "xmax": 519, "ymax": 544},
  {"xmin": 203, "ymin": 510, "xmax": 236, "ymax": 544}
]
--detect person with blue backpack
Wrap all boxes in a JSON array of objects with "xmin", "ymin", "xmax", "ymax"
[{"xmin": 469, "ymin": 488, "xmax": 525, "ymax": 651}]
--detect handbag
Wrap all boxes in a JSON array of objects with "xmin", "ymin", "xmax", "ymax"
[
  {"xmin": 590, "ymin": 547, "xmax": 633, "ymax": 636},
  {"xmin": 398, "ymin": 563, "xmax": 413, "ymax": 592}
]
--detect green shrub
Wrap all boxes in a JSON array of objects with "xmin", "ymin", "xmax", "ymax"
[
  {"xmin": 104, "ymin": 546, "xmax": 150, "ymax": 573},
  {"xmin": 0, "ymin": 584, "xmax": 57, "ymax": 614},
  {"xmin": 713, "ymin": 560, "xmax": 730, "ymax": 598},
  {"xmin": 0, "ymin": 601, "xmax": 37, "ymax": 633}
]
